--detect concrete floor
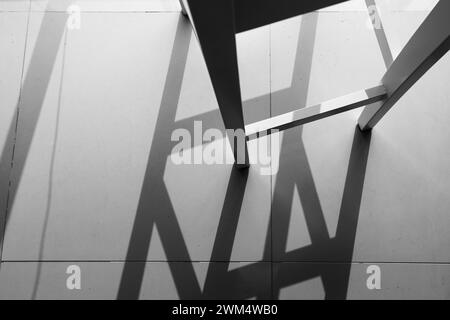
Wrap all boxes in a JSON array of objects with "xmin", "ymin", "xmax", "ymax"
[{"xmin": 0, "ymin": 0, "xmax": 449, "ymax": 299}]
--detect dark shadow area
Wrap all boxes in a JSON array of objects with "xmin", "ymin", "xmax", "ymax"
[{"xmin": 201, "ymin": 167, "xmax": 271, "ymax": 300}]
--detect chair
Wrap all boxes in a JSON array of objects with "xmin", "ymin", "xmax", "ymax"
[{"xmin": 179, "ymin": 0, "xmax": 449, "ymax": 167}]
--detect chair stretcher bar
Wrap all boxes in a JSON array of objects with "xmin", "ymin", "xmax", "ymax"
[{"xmin": 246, "ymin": 85, "xmax": 387, "ymax": 139}]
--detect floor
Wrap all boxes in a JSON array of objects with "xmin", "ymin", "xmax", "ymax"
[{"xmin": 0, "ymin": 0, "xmax": 449, "ymax": 299}]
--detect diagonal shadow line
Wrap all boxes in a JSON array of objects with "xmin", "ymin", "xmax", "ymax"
[
  {"xmin": 206, "ymin": 167, "xmax": 249, "ymax": 263},
  {"xmin": 0, "ymin": 8, "xmax": 68, "ymax": 256},
  {"xmin": 31, "ymin": 26, "xmax": 69, "ymax": 301},
  {"xmin": 201, "ymin": 166, "xmax": 259, "ymax": 299},
  {"xmin": 117, "ymin": 17, "xmax": 202, "ymax": 300},
  {"xmin": 323, "ymin": 127, "xmax": 372, "ymax": 299},
  {"xmin": 117, "ymin": 181, "xmax": 202, "ymax": 299},
  {"xmin": 296, "ymin": 144, "xmax": 331, "ymax": 244}
]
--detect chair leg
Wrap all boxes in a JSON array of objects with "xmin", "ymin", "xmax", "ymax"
[{"xmin": 185, "ymin": 0, "xmax": 249, "ymax": 168}]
